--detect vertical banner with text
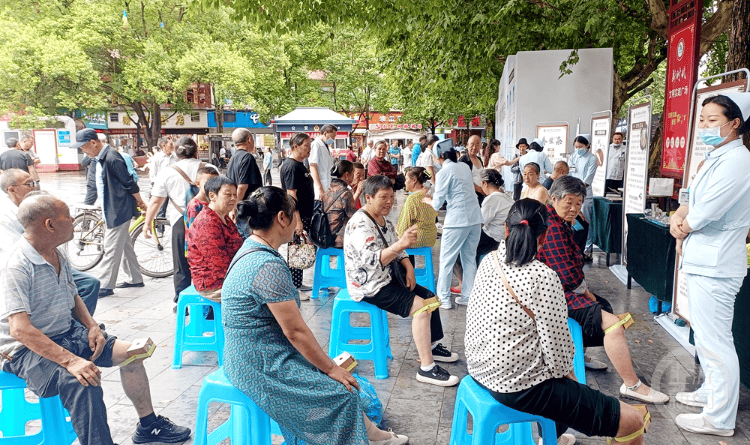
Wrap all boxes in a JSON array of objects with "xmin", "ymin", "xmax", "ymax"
[
  {"xmin": 661, "ymin": 0, "xmax": 702, "ymax": 178},
  {"xmin": 621, "ymin": 102, "xmax": 652, "ymax": 265},
  {"xmin": 591, "ymin": 114, "xmax": 612, "ymax": 197}
]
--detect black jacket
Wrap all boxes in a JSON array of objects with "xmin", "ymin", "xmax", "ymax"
[{"xmin": 97, "ymin": 145, "xmax": 140, "ymax": 228}]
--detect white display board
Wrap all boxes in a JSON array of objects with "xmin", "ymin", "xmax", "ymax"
[
  {"xmin": 536, "ymin": 124, "xmax": 569, "ymax": 164},
  {"xmin": 34, "ymin": 130, "xmax": 58, "ymax": 166},
  {"xmin": 590, "ymin": 113, "xmax": 612, "ymax": 197},
  {"xmin": 621, "ymin": 101, "xmax": 651, "ymax": 265},
  {"xmin": 671, "ymin": 80, "xmax": 748, "ymax": 322}
]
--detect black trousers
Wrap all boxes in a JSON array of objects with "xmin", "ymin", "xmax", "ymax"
[
  {"xmin": 513, "ymin": 183, "xmax": 522, "ymax": 201},
  {"xmin": 475, "ymin": 230, "xmax": 500, "ymax": 265},
  {"xmin": 172, "ymin": 219, "xmax": 191, "ymax": 302},
  {"xmin": 367, "ymin": 282, "xmax": 444, "ymax": 343},
  {"xmin": 289, "ymin": 216, "xmax": 312, "ymax": 288},
  {"xmin": 479, "ymin": 377, "xmax": 621, "ymax": 439}
]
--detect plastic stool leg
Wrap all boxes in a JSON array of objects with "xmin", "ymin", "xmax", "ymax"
[{"xmin": 172, "ymin": 299, "xmax": 188, "ymax": 369}]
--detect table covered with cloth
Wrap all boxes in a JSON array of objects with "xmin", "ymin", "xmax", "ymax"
[
  {"xmin": 625, "ymin": 214, "xmax": 676, "ymax": 302},
  {"xmin": 592, "ymin": 197, "xmax": 622, "ymax": 266}
]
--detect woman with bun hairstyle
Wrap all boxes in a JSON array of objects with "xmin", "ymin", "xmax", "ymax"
[
  {"xmin": 223, "ymin": 187, "xmax": 408, "ymax": 445},
  {"xmin": 397, "ymin": 167, "xmax": 438, "ymax": 248},
  {"xmin": 466, "ymin": 199, "xmax": 650, "ymax": 445},
  {"xmin": 322, "ymin": 160, "xmax": 358, "ymax": 249},
  {"xmin": 476, "ymin": 168, "xmax": 514, "ymax": 263},
  {"xmin": 670, "ymin": 93, "xmax": 750, "ymax": 436}
]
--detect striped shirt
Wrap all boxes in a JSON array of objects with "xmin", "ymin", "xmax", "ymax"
[{"xmin": 0, "ymin": 237, "xmax": 76, "ymax": 364}]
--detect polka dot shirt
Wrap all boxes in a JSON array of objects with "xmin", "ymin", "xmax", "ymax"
[{"xmin": 466, "ymin": 241, "xmax": 575, "ymax": 393}]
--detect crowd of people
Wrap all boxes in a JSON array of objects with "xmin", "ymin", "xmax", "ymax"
[{"xmin": 1, "ymin": 92, "xmax": 749, "ymax": 445}]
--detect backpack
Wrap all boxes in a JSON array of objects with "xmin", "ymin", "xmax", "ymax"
[{"xmin": 309, "ymin": 187, "xmax": 348, "ymax": 249}]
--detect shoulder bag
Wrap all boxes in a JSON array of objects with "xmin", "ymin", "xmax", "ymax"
[
  {"xmin": 491, "ymin": 251, "xmax": 535, "ymax": 320},
  {"xmin": 362, "ymin": 210, "xmax": 408, "ymax": 288},
  {"xmin": 170, "ymin": 162, "xmax": 205, "ymax": 214},
  {"xmin": 287, "ymin": 232, "xmax": 316, "ymax": 270},
  {"xmin": 309, "ymin": 186, "xmax": 349, "ymax": 249}
]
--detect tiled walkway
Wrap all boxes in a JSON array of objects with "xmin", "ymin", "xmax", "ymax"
[{"xmin": 22, "ymin": 170, "xmax": 750, "ymax": 444}]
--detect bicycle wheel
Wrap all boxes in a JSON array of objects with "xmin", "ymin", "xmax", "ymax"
[
  {"xmin": 131, "ymin": 217, "xmax": 174, "ymax": 278},
  {"xmin": 65, "ymin": 213, "xmax": 105, "ymax": 271}
]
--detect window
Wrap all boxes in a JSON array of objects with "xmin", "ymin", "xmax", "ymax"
[
  {"xmin": 224, "ymin": 112, "xmax": 236, "ymax": 123},
  {"xmin": 110, "ymin": 113, "xmax": 119, "ymax": 122},
  {"xmin": 191, "ymin": 112, "xmax": 200, "ymax": 122}
]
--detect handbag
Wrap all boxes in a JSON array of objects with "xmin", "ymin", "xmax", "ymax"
[
  {"xmin": 287, "ymin": 233, "xmax": 316, "ymax": 270},
  {"xmin": 491, "ymin": 251, "xmax": 535, "ymax": 320},
  {"xmin": 309, "ymin": 186, "xmax": 349, "ymax": 249},
  {"xmin": 362, "ymin": 210, "xmax": 408, "ymax": 288}
]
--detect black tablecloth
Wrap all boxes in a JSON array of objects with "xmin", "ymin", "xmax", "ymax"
[
  {"xmin": 625, "ymin": 214, "xmax": 676, "ymax": 302},
  {"xmin": 592, "ymin": 197, "xmax": 622, "ymax": 254}
]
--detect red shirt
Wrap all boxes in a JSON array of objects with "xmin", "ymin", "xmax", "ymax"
[
  {"xmin": 186, "ymin": 206, "xmax": 243, "ymax": 291},
  {"xmin": 368, "ymin": 157, "xmax": 397, "ymax": 179},
  {"xmin": 537, "ymin": 205, "xmax": 593, "ymax": 310}
]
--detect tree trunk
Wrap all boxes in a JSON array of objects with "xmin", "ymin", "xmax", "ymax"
[
  {"xmin": 216, "ymin": 108, "xmax": 224, "ymax": 134},
  {"xmin": 726, "ymin": 0, "xmax": 750, "ymax": 146}
]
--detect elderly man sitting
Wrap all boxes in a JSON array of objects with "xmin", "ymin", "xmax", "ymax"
[
  {"xmin": 0, "ymin": 194, "xmax": 191, "ymax": 445},
  {"xmin": 537, "ymin": 176, "xmax": 669, "ymax": 405}
]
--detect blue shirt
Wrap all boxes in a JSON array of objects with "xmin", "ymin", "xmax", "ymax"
[
  {"xmin": 412, "ymin": 143, "xmax": 421, "ymax": 166},
  {"xmin": 568, "ymin": 150, "xmax": 598, "ymax": 199},
  {"xmin": 388, "ymin": 147, "xmax": 400, "ymax": 165},
  {"xmin": 119, "ymin": 151, "xmax": 140, "ymax": 184},
  {"xmin": 431, "ymin": 159, "xmax": 481, "ymax": 228},
  {"xmin": 682, "ymin": 139, "xmax": 750, "ymax": 278},
  {"xmin": 519, "ymin": 151, "xmax": 554, "ymax": 184}
]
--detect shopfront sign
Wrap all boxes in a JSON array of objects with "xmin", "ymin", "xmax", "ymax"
[
  {"xmin": 279, "ymin": 131, "xmax": 349, "ymax": 139},
  {"xmin": 369, "ymin": 123, "xmax": 422, "ymax": 130},
  {"xmin": 661, "ymin": 0, "xmax": 702, "ymax": 178}
]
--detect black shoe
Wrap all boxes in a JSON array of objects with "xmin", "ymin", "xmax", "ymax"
[
  {"xmin": 116, "ymin": 282, "xmax": 145, "ymax": 288},
  {"xmin": 416, "ymin": 364, "xmax": 459, "ymax": 387},
  {"xmin": 431, "ymin": 343, "xmax": 459, "ymax": 363},
  {"xmin": 99, "ymin": 289, "xmax": 114, "ymax": 297},
  {"xmin": 582, "ymin": 252, "xmax": 593, "ymax": 262},
  {"xmin": 132, "ymin": 415, "xmax": 191, "ymax": 444}
]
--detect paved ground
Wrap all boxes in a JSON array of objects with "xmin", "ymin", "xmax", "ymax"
[{"xmin": 14, "ymin": 170, "xmax": 750, "ymax": 444}]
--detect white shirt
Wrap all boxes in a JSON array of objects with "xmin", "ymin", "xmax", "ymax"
[
  {"xmin": 606, "ymin": 143, "xmax": 626, "ymax": 180},
  {"xmin": 481, "ymin": 191, "xmax": 514, "ymax": 242},
  {"xmin": 402, "ymin": 147, "xmax": 412, "ymax": 167},
  {"xmin": 309, "ymin": 138, "xmax": 334, "ymax": 199},
  {"xmin": 416, "ymin": 148, "xmax": 440, "ymax": 173},
  {"xmin": 149, "ymin": 151, "xmax": 177, "ymax": 183},
  {"xmin": 0, "ymin": 193, "xmax": 23, "ymax": 255},
  {"xmin": 151, "ymin": 158, "xmax": 204, "ymax": 225},
  {"xmin": 361, "ymin": 147, "xmax": 373, "ymax": 166}
]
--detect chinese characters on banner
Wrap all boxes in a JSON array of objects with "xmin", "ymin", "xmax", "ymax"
[
  {"xmin": 590, "ymin": 115, "xmax": 612, "ymax": 197},
  {"xmin": 621, "ymin": 102, "xmax": 651, "ymax": 265},
  {"xmin": 661, "ymin": 0, "xmax": 702, "ymax": 178},
  {"xmin": 535, "ymin": 124, "xmax": 568, "ymax": 164}
]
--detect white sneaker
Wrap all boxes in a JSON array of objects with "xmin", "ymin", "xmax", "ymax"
[
  {"xmin": 583, "ymin": 355, "xmax": 608, "ymax": 370},
  {"xmin": 439, "ymin": 298, "xmax": 452, "ymax": 310},
  {"xmin": 675, "ymin": 413, "xmax": 733, "ymax": 436},
  {"xmin": 676, "ymin": 390, "xmax": 708, "ymax": 407},
  {"xmin": 454, "ymin": 296, "xmax": 469, "ymax": 306}
]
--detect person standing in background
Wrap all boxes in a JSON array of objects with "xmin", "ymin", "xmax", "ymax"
[
  {"xmin": 605, "ymin": 132, "xmax": 626, "ymax": 192},
  {"xmin": 309, "ymin": 124, "xmax": 337, "ymax": 199},
  {"xmin": 263, "ymin": 147, "xmax": 274, "ymax": 186},
  {"xmin": 227, "ymin": 128, "xmax": 263, "ymax": 201}
]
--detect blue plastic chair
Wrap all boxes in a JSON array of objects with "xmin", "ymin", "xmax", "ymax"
[
  {"xmin": 194, "ymin": 368, "xmax": 284, "ymax": 445},
  {"xmin": 406, "ymin": 246, "xmax": 436, "ymax": 292},
  {"xmin": 312, "ymin": 247, "xmax": 347, "ymax": 299},
  {"xmin": 328, "ymin": 288, "xmax": 392, "ymax": 379},
  {"xmin": 450, "ymin": 376, "xmax": 557, "ymax": 445},
  {"xmin": 173, "ymin": 285, "xmax": 225, "ymax": 369},
  {"xmin": 567, "ymin": 318, "xmax": 586, "ymax": 385},
  {"xmin": 0, "ymin": 371, "xmax": 78, "ymax": 445}
]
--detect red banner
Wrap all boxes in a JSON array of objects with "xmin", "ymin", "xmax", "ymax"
[{"xmin": 661, "ymin": 0, "xmax": 702, "ymax": 178}]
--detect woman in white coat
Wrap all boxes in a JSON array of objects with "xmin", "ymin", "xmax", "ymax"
[{"xmin": 670, "ymin": 92, "xmax": 750, "ymax": 437}]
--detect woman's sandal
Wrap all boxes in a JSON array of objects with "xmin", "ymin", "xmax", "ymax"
[{"xmin": 607, "ymin": 404, "xmax": 650, "ymax": 444}]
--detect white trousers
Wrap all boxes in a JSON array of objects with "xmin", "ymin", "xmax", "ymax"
[
  {"xmin": 97, "ymin": 221, "xmax": 143, "ymax": 290},
  {"xmin": 686, "ymin": 272, "xmax": 742, "ymax": 429},
  {"xmin": 437, "ymin": 224, "xmax": 481, "ymax": 301}
]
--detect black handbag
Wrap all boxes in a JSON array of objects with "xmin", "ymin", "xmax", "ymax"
[
  {"xmin": 309, "ymin": 187, "xmax": 348, "ymax": 249},
  {"xmin": 362, "ymin": 210, "xmax": 408, "ymax": 288}
]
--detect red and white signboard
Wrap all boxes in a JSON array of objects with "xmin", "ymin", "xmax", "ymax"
[{"xmin": 661, "ymin": 0, "xmax": 702, "ymax": 178}]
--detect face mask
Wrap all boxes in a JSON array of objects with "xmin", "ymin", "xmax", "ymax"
[
  {"xmin": 576, "ymin": 148, "xmax": 586, "ymax": 156},
  {"xmin": 325, "ymin": 138, "xmax": 334, "ymax": 145},
  {"xmin": 613, "ymin": 143, "xmax": 621, "ymax": 148},
  {"xmin": 698, "ymin": 121, "xmax": 731, "ymax": 146}
]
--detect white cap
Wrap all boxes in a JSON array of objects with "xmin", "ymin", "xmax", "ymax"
[
  {"xmin": 532, "ymin": 138, "xmax": 544, "ymax": 146},
  {"xmin": 723, "ymin": 92, "xmax": 750, "ymax": 122},
  {"xmin": 575, "ymin": 133, "xmax": 591, "ymax": 144}
]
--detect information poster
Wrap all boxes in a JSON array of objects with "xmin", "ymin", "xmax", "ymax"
[
  {"xmin": 590, "ymin": 114, "xmax": 612, "ymax": 197},
  {"xmin": 621, "ymin": 102, "xmax": 651, "ymax": 264},
  {"xmin": 671, "ymin": 80, "xmax": 747, "ymax": 322},
  {"xmin": 536, "ymin": 124, "xmax": 568, "ymax": 164}
]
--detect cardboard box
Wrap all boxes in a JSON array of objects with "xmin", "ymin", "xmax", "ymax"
[{"xmin": 333, "ymin": 351, "xmax": 357, "ymax": 372}]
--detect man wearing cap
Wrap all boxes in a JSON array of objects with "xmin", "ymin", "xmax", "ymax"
[
  {"xmin": 0, "ymin": 137, "xmax": 39, "ymax": 181},
  {"xmin": 509, "ymin": 138, "xmax": 528, "ymax": 200},
  {"xmin": 72, "ymin": 129, "xmax": 146, "ymax": 297}
]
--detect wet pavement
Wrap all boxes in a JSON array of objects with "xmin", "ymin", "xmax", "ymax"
[{"xmin": 14, "ymin": 169, "xmax": 750, "ymax": 444}]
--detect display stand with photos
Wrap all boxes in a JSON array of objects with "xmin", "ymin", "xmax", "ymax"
[
  {"xmin": 590, "ymin": 111, "xmax": 612, "ymax": 198},
  {"xmin": 610, "ymin": 98, "xmax": 651, "ymax": 286},
  {"xmin": 535, "ymin": 122, "xmax": 569, "ymax": 164}
]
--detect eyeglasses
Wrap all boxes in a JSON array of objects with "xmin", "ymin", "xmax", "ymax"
[{"xmin": 16, "ymin": 180, "xmax": 39, "ymax": 188}]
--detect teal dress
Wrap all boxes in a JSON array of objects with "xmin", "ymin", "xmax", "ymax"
[{"xmin": 222, "ymin": 239, "xmax": 368, "ymax": 445}]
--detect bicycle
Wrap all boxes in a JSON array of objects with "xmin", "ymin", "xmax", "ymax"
[{"xmin": 66, "ymin": 204, "xmax": 174, "ymax": 278}]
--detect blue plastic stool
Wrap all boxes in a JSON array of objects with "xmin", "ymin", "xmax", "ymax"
[
  {"xmin": 0, "ymin": 371, "xmax": 78, "ymax": 445},
  {"xmin": 328, "ymin": 288, "xmax": 392, "ymax": 379},
  {"xmin": 567, "ymin": 318, "xmax": 586, "ymax": 385},
  {"xmin": 173, "ymin": 285, "xmax": 225, "ymax": 369},
  {"xmin": 194, "ymin": 368, "xmax": 284, "ymax": 445},
  {"xmin": 406, "ymin": 247, "xmax": 436, "ymax": 292},
  {"xmin": 312, "ymin": 247, "xmax": 347, "ymax": 299},
  {"xmin": 450, "ymin": 376, "xmax": 557, "ymax": 445}
]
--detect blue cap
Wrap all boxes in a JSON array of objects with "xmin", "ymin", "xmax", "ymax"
[{"xmin": 72, "ymin": 128, "xmax": 98, "ymax": 148}]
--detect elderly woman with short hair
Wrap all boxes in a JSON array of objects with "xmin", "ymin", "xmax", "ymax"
[
  {"xmin": 537, "ymin": 176, "xmax": 668, "ymax": 405},
  {"xmin": 344, "ymin": 175, "xmax": 459, "ymax": 387},
  {"xmin": 366, "ymin": 140, "xmax": 398, "ymax": 181},
  {"xmin": 520, "ymin": 162, "xmax": 550, "ymax": 204}
]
